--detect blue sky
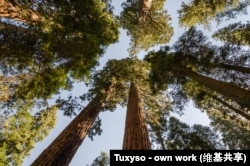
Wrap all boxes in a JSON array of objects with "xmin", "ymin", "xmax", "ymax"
[{"xmin": 23, "ymin": 0, "xmax": 249, "ymax": 165}]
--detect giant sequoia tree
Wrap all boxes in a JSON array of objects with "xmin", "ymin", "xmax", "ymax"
[
  {"xmin": 32, "ymin": 57, "xmax": 170, "ymax": 164},
  {"xmin": 145, "ymin": 28, "xmax": 250, "ymax": 122}
]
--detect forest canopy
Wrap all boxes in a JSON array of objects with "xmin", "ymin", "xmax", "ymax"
[{"xmin": 0, "ymin": 0, "xmax": 250, "ymax": 165}]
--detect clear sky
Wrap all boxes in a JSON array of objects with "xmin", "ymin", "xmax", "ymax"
[{"xmin": 23, "ymin": 0, "xmax": 249, "ymax": 165}]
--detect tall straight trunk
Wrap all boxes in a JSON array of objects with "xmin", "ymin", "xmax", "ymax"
[
  {"xmin": 31, "ymin": 96, "xmax": 102, "ymax": 166},
  {"xmin": 184, "ymin": 69, "xmax": 250, "ymax": 108},
  {"xmin": 122, "ymin": 81, "xmax": 151, "ymax": 149},
  {"xmin": 31, "ymin": 84, "xmax": 114, "ymax": 166},
  {"xmin": 0, "ymin": 0, "xmax": 39, "ymax": 23},
  {"xmin": 138, "ymin": 0, "xmax": 153, "ymax": 24}
]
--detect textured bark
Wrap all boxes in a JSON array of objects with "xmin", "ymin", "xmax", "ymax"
[
  {"xmin": 31, "ymin": 96, "xmax": 103, "ymax": 166},
  {"xmin": 184, "ymin": 69, "xmax": 250, "ymax": 108},
  {"xmin": 0, "ymin": 0, "xmax": 39, "ymax": 23},
  {"xmin": 31, "ymin": 81, "xmax": 114, "ymax": 166},
  {"xmin": 122, "ymin": 81, "xmax": 151, "ymax": 150},
  {"xmin": 138, "ymin": 0, "xmax": 153, "ymax": 24}
]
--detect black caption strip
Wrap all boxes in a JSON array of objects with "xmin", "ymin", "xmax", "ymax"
[{"xmin": 110, "ymin": 150, "xmax": 250, "ymax": 166}]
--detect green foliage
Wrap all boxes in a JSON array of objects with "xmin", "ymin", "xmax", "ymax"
[
  {"xmin": 120, "ymin": 0, "xmax": 173, "ymax": 55},
  {"xmin": 89, "ymin": 58, "xmax": 152, "ymax": 111},
  {"xmin": 0, "ymin": 0, "xmax": 120, "ymax": 101},
  {"xmin": 178, "ymin": 0, "xmax": 240, "ymax": 28},
  {"xmin": 88, "ymin": 151, "xmax": 109, "ymax": 166},
  {"xmin": 17, "ymin": 67, "xmax": 68, "ymax": 99},
  {"xmin": 215, "ymin": 1, "xmax": 250, "ymax": 24},
  {"xmin": 213, "ymin": 21, "xmax": 250, "ymax": 46},
  {"xmin": 211, "ymin": 115, "xmax": 250, "ymax": 149},
  {"xmin": 145, "ymin": 27, "xmax": 250, "ymax": 118},
  {"xmin": 183, "ymin": 80, "xmax": 250, "ymax": 124},
  {"xmin": 149, "ymin": 116, "xmax": 224, "ymax": 150},
  {"xmin": 0, "ymin": 105, "xmax": 58, "ymax": 166}
]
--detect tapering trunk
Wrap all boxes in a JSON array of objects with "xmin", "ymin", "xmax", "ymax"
[
  {"xmin": 0, "ymin": 0, "xmax": 39, "ymax": 23},
  {"xmin": 122, "ymin": 81, "xmax": 151, "ymax": 149},
  {"xmin": 31, "ymin": 81, "xmax": 114, "ymax": 166},
  {"xmin": 184, "ymin": 69, "xmax": 250, "ymax": 108},
  {"xmin": 31, "ymin": 96, "xmax": 103, "ymax": 166},
  {"xmin": 138, "ymin": 0, "xmax": 153, "ymax": 24}
]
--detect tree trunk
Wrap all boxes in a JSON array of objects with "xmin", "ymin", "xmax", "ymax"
[
  {"xmin": 215, "ymin": 63, "xmax": 250, "ymax": 74},
  {"xmin": 138, "ymin": 0, "xmax": 153, "ymax": 24},
  {"xmin": 206, "ymin": 93, "xmax": 250, "ymax": 120},
  {"xmin": 0, "ymin": 22, "xmax": 30, "ymax": 33},
  {"xmin": 186, "ymin": 55, "xmax": 250, "ymax": 74},
  {"xmin": 31, "ymin": 84, "xmax": 114, "ymax": 166},
  {"xmin": 122, "ymin": 81, "xmax": 151, "ymax": 149},
  {"xmin": 0, "ymin": 0, "xmax": 39, "ymax": 23},
  {"xmin": 184, "ymin": 69, "xmax": 250, "ymax": 108}
]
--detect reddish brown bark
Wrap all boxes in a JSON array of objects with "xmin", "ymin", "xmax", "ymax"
[
  {"xmin": 31, "ymin": 84, "xmax": 114, "ymax": 166},
  {"xmin": 122, "ymin": 81, "xmax": 151, "ymax": 150},
  {"xmin": 0, "ymin": 0, "xmax": 39, "ymax": 23},
  {"xmin": 31, "ymin": 96, "xmax": 102, "ymax": 166}
]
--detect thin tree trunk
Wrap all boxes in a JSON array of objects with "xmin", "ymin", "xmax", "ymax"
[
  {"xmin": 207, "ymin": 93, "xmax": 250, "ymax": 121},
  {"xmin": 138, "ymin": 0, "xmax": 153, "ymax": 24},
  {"xmin": 31, "ymin": 84, "xmax": 114, "ymax": 166},
  {"xmin": 122, "ymin": 81, "xmax": 151, "ymax": 149},
  {"xmin": 0, "ymin": 0, "xmax": 39, "ymax": 23},
  {"xmin": 184, "ymin": 69, "xmax": 250, "ymax": 108},
  {"xmin": 215, "ymin": 63, "xmax": 250, "ymax": 74},
  {"xmin": 0, "ymin": 22, "xmax": 30, "ymax": 33},
  {"xmin": 187, "ymin": 55, "xmax": 250, "ymax": 74}
]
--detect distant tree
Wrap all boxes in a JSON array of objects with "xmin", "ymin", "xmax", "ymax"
[
  {"xmin": 120, "ymin": 0, "xmax": 173, "ymax": 55},
  {"xmin": 210, "ymin": 112, "xmax": 250, "ymax": 149},
  {"xmin": 149, "ymin": 116, "xmax": 224, "ymax": 150},
  {"xmin": 181, "ymin": 80, "xmax": 250, "ymax": 133}
]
